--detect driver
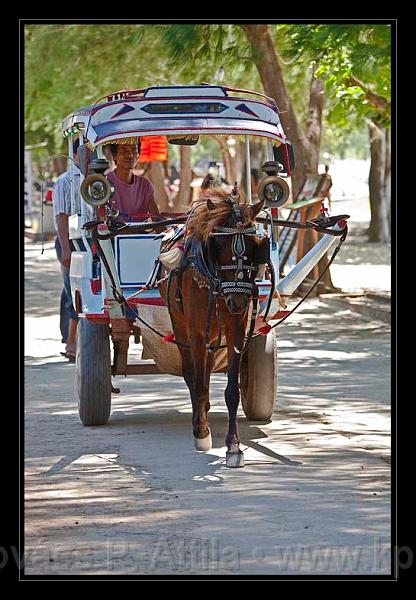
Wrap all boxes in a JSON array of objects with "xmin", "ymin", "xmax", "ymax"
[{"xmin": 105, "ymin": 138, "xmax": 161, "ymax": 221}]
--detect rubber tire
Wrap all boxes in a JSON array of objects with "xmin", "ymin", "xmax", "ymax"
[
  {"xmin": 76, "ymin": 319, "xmax": 112, "ymax": 426},
  {"xmin": 240, "ymin": 328, "xmax": 278, "ymax": 420}
]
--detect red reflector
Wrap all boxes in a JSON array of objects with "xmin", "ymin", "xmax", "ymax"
[
  {"xmin": 337, "ymin": 219, "xmax": 347, "ymax": 229},
  {"xmin": 162, "ymin": 332, "xmax": 175, "ymax": 344},
  {"xmin": 90, "ymin": 279, "xmax": 102, "ymax": 294}
]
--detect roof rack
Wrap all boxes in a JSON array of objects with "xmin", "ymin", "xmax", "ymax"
[
  {"xmin": 106, "ymin": 88, "xmax": 146, "ymax": 102},
  {"xmin": 201, "ymin": 82, "xmax": 278, "ymax": 111},
  {"xmin": 101, "ymin": 84, "xmax": 278, "ymax": 110}
]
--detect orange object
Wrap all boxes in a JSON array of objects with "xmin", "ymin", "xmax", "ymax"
[{"xmin": 137, "ymin": 136, "xmax": 168, "ymax": 163}]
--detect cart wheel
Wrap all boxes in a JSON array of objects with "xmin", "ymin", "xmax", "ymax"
[
  {"xmin": 76, "ymin": 319, "xmax": 112, "ymax": 426},
  {"xmin": 240, "ymin": 328, "xmax": 277, "ymax": 421}
]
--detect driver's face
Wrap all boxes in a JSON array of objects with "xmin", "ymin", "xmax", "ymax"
[{"xmin": 115, "ymin": 144, "xmax": 139, "ymax": 169}]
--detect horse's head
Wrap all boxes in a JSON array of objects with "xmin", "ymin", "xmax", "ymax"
[{"xmin": 187, "ymin": 188, "xmax": 267, "ymax": 315}]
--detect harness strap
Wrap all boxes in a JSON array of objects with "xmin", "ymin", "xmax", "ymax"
[
  {"xmin": 234, "ymin": 284, "xmax": 259, "ymax": 355},
  {"xmin": 204, "ymin": 280, "xmax": 223, "ymax": 352},
  {"xmin": 212, "ymin": 226, "xmax": 257, "ymax": 235},
  {"xmin": 261, "ymin": 259, "xmax": 276, "ymax": 322}
]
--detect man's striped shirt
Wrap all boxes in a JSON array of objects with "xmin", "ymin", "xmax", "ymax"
[{"xmin": 52, "ymin": 165, "xmax": 94, "ymax": 230}]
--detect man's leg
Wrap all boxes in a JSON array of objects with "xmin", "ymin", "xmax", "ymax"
[
  {"xmin": 61, "ymin": 262, "xmax": 78, "ymax": 357},
  {"xmin": 60, "ymin": 288, "xmax": 69, "ymax": 344},
  {"xmin": 66, "ymin": 318, "xmax": 78, "ymax": 355},
  {"xmin": 55, "ymin": 237, "xmax": 68, "ymax": 345}
]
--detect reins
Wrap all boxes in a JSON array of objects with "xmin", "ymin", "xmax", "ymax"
[
  {"xmin": 86, "ymin": 206, "xmax": 349, "ymax": 354},
  {"xmin": 252, "ymin": 224, "xmax": 348, "ymax": 337}
]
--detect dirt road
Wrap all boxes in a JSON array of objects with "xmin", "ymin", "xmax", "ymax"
[{"xmin": 24, "ymin": 236, "xmax": 391, "ymax": 576}]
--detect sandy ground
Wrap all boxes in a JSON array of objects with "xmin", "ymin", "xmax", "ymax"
[{"xmin": 24, "ymin": 188, "xmax": 392, "ymax": 577}]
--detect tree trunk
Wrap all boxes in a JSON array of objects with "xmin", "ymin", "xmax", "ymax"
[
  {"xmin": 234, "ymin": 141, "xmax": 247, "ymax": 192},
  {"xmin": 300, "ymin": 73, "xmax": 326, "ymax": 276},
  {"xmin": 368, "ymin": 120, "xmax": 390, "ymax": 243},
  {"xmin": 215, "ymin": 136, "xmax": 235, "ymax": 185},
  {"xmin": 143, "ymin": 161, "xmax": 170, "ymax": 212},
  {"xmin": 384, "ymin": 127, "xmax": 391, "ymax": 234},
  {"xmin": 174, "ymin": 145, "xmax": 193, "ymax": 211},
  {"xmin": 242, "ymin": 25, "xmax": 334, "ymax": 292},
  {"xmin": 299, "ymin": 73, "xmax": 335, "ymax": 291},
  {"xmin": 304, "ymin": 74, "xmax": 325, "ymax": 174},
  {"xmin": 242, "ymin": 24, "xmax": 309, "ymax": 199}
]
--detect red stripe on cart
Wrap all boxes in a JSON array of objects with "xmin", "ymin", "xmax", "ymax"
[{"xmin": 129, "ymin": 298, "xmax": 166, "ymax": 306}]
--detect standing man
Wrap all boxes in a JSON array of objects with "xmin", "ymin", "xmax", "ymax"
[
  {"xmin": 52, "ymin": 138, "xmax": 82, "ymax": 362},
  {"xmin": 106, "ymin": 138, "xmax": 161, "ymax": 220}
]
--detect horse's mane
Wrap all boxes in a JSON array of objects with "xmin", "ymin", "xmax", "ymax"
[{"xmin": 187, "ymin": 187, "xmax": 253, "ymax": 242}]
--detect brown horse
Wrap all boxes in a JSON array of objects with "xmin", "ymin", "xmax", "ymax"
[{"xmin": 159, "ymin": 188, "xmax": 267, "ymax": 467}]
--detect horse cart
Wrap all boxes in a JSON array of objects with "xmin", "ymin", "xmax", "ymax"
[{"xmin": 64, "ymin": 84, "xmax": 348, "ymax": 467}]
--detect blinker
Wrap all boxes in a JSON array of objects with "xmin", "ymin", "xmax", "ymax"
[{"xmin": 252, "ymin": 237, "xmax": 270, "ymax": 265}]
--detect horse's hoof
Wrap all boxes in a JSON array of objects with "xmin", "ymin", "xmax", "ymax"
[
  {"xmin": 226, "ymin": 450, "xmax": 245, "ymax": 468},
  {"xmin": 194, "ymin": 429, "xmax": 212, "ymax": 451}
]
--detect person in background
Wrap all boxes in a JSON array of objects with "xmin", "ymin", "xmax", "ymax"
[
  {"xmin": 200, "ymin": 173, "xmax": 215, "ymax": 194},
  {"xmin": 250, "ymin": 168, "xmax": 261, "ymax": 201}
]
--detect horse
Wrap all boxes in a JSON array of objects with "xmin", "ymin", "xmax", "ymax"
[{"xmin": 159, "ymin": 187, "xmax": 269, "ymax": 468}]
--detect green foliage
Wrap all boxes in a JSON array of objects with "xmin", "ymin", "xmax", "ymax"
[
  {"xmin": 276, "ymin": 23, "xmax": 391, "ymax": 130},
  {"xmin": 25, "ymin": 23, "xmax": 390, "ymax": 167},
  {"xmin": 149, "ymin": 24, "xmax": 258, "ymax": 85},
  {"xmin": 25, "ymin": 24, "xmax": 168, "ymax": 150},
  {"xmin": 321, "ymin": 122, "xmax": 370, "ymax": 161},
  {"xmin": 25, "ymin": 23, "xmax": 263, "ymax": 153}
]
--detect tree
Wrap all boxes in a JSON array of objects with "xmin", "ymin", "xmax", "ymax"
[
  {"xmin": 279, "ymin": 24, "xmax": 391, "ymax": 242},
  {"xmin": 24, "ymin": 24, "xmax": 174, "ymax": 196},
  {"xmin": 153, "ymin": 24, "xmax": 328, "ymax": 199},
  {"xmin": 242, "ymin": 25, "xmax": 327, "ymax": 200}
]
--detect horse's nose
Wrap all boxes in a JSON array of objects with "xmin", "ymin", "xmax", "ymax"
[{"xmin": 225, "ymin": 294, "xmax": 248, "ymax": 315}]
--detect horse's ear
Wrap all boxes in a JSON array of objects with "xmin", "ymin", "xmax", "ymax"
[
  {"xmin": 249, "ymin": 200, "xmax": 265, "ymax": 220},
  {"xmin": 206, "ymin": 198, "xmax": 216, "ymax": 211}
]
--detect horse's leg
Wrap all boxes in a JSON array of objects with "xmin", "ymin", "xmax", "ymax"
[
  {"xmin": 189, "ymin": 334, "xmax": 213, "ymax": 451},
  {"xmin": 163, "ymin": 273, "xmax": 209, "ymax": 450},
  {"xmin": 176, "ymin": 275, "xmax": 215, "ymax": 451},
  {"xmin": 224, "ymin": 316, "xmax": 246, "ymax": 468},
  {"xmin": 174, "ymin": 323, "xmax": 213, "ymax": 451}
]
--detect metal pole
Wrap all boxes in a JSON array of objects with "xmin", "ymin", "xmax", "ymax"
[
  {"xmin": 267, "ymin": 139, "xmax": 274, "ymax": 161},
  {"xmin": 245, "ymin": 136, "xmax": 252, "ymax": 204},
  {"xmin": 277, "ymin": 223, "xmax": 342, "ymax": 296},
  {"xmin": 68, "ymin": 135, "xmax": 74, "ymax": 215},
  {"xmin": 267, "ymin": 138, "xmax": 280, "ymax": 280}
]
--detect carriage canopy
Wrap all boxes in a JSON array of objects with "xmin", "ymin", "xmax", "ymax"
[{"xmin": 61, "ymin": 84, "xmax": 287, "ymax": 148}]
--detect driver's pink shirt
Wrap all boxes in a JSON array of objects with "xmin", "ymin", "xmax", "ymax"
[{"xmin": 106, "ymin": 170, "xmax": 155, "ymax": 218}]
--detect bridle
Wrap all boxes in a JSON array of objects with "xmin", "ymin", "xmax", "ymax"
[{"xmin": 210, "ymin": 224, "xmax": 259, "ymax": 296}]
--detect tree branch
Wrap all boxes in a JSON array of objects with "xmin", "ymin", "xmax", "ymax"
[{"xmin": 347, "ymin": 74, "xmax": 390, "ymax": 113}]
